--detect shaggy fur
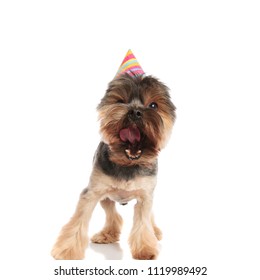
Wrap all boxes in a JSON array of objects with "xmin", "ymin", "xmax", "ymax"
[{"xmin": 51, "ymin": 73, "xmax": 176, "ymax": 260}]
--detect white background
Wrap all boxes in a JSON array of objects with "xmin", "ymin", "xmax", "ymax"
[{"xmin": 0, "ymin": 0, "xmax": 259, "ymax": 279}]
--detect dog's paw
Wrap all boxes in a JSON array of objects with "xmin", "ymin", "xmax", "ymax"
[
  {"xmin": 91, "ymin": 229, "xmax": 120, "ymax": 244},
  {"xmin": 51, "ymin": 245, "xmax": 85, "ymax": 260},
  {"xmin": 131, "ymin": 247, "xmax": 158, "ymax": 260},
  {"xmin": 129, "ymin": 229, "xmax": 159, "ymax": 260}
]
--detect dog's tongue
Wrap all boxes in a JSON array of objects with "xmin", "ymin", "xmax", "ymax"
[{"xmin": 119, "ymin": 127, "xmax": 141, "ymax": 144}]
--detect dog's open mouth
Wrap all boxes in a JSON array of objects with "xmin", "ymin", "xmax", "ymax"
[{"xmin": 119, "ymin": 126, "xmax": 142, "ymax": 160}]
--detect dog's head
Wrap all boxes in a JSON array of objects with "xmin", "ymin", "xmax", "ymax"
[{"xmin": 97, "ymin": 73, "xmax": 176, "ymax": 166}]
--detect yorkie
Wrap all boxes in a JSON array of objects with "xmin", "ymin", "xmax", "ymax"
[{"xmin": 51, "ymin": 50, "xmax": 176, "ymax": 260}]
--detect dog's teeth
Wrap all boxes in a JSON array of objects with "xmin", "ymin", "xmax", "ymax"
[
  {"xmin": 125, "ymin": 149, "xmax": 133, "ymax": 160},
  {"xmin": 125, "ymin": 149, "xmax": 142, "ymax": 160}
]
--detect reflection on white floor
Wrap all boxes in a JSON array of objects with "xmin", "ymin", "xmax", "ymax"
[
  {"xmin": 89, "ymin": 243, "xmax": 124, "ymax": 260},
  {"xmin": 88, "ymin": 241, "xmax": 163, "ymax": 260}
]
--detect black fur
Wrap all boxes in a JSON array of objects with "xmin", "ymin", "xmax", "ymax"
[
  {"xmin": 81, "ymin": 188, "xmax": 88, "ymax": 195},
  {"xmin": 95, "ymin": 142, "xmax": 157, "ymax": 181}
]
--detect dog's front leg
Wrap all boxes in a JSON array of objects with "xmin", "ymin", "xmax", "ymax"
[
  {"xmin": 129, "ymin": 194, "xmax": 159, "ymax": 260},
  {"xmin": 51, "ymin": 189, "xmax": 101, "ymax": 260}
]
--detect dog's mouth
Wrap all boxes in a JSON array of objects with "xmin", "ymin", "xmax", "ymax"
[{"xmin": 119, "ymin": 126, "xmax": 143, "ymax": 160}]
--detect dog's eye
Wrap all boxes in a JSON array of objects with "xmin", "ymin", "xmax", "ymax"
[
  {"xmin": 149, "ymin": 102, "xmax": 158, "ymax": 110},
  {"xmin": 117, "ymin": 99, "xmax": 124, "ymax": 104}
]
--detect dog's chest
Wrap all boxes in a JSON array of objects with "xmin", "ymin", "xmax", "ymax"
[
  {"xmin": 107, "ymin": 189, "xmax": 140, "ymax": 204},
  {"xmin": 105, "ymin": 175, "xmax": 157, "ymax": 204}
]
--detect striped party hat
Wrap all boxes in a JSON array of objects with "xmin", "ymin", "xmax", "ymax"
[{"xmin": 115, "ymin": 49, "xmax": 145, "ymax": 78}]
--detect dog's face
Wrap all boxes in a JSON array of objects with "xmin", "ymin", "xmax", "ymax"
[{"xmin": 97, "ymin": 74, "xmax": 176, "ymax": 166}]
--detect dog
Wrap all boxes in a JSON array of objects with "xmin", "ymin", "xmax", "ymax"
[{"xmin": 51, "ymin": 71, "xmax": 176, "ymax": 260}]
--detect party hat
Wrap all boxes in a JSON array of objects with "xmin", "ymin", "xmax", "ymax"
[{"xmin": 115, "ymin": 49, "xmax": 145, "ymax": 78}]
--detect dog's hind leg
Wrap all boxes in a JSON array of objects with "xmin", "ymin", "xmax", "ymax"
[
  {"xmin": 51, "ymin": 189, "xmax": 101, "ymax": 260},
  {"xmin": 91, "ymin": 198, "xmax": 123, "ymax": 244}
]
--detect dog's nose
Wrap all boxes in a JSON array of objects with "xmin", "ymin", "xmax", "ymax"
[{"xmin": 128, "ymin": 109, "xmax": 143, "ymax": 120}]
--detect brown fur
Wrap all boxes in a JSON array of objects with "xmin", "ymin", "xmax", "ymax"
[{"xmin": 51, "ymin": 74, "xmax": 176, "ymax": 260}]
